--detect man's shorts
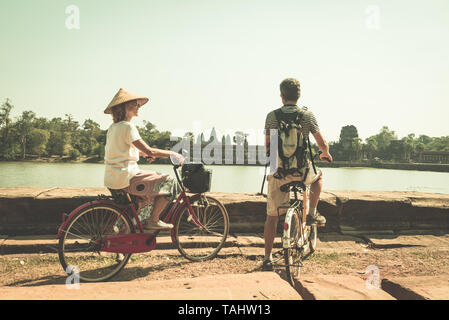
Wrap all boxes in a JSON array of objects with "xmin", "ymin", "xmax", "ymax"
[{"xmin": 266, "ymin": 164, "xmax": 322, "ymax": 217}]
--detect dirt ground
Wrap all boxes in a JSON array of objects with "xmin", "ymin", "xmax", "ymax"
[{"xmin": 1, "ymin": 234, "xmax": 448, "ymax": 289}]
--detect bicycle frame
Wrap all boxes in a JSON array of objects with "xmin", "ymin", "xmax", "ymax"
[
  {"xmin": 279, "ymin": 186, "xmax": 307, "ymax": 250},
  {"xmin": 56, "ymin": 165, "xmax": 208, "ymax": 254}
]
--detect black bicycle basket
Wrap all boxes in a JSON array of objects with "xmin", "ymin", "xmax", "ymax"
[{"xmin": 181, "ymin": 163, "xmax": 212, "ymax": 193}]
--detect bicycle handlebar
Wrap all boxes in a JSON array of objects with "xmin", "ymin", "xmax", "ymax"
[{"xmin": 315, "ymin": 151, "xmax": 332, "ymax": 163}]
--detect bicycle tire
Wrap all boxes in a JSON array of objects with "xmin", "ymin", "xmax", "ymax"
[
  {"xmin": 58, "ymin": 203, "xmax": 134, "ymax": 282},
  {"xmin": 173, "ymin": 195, "xmax": 229, "ymax": 262},
  {"xmin": 283, "ymin": 207, "xmax": 302, "ymax": 285},
  {"xmin": 309, "ymin": 224, "xmax": 318, "ymax": 253}
]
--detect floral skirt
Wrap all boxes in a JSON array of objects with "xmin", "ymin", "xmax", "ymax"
[{"xmin": 123, "ymin": 170, "xmax": 181, "ymax": 221}]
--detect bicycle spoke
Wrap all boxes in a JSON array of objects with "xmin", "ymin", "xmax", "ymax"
[
  {"xmin": 63, "ymin": 229, "xmax": 91, "ymax": 242},
  {"xmin": 174, "ymin": 196, "xmax": 229, "ymax": 261}
]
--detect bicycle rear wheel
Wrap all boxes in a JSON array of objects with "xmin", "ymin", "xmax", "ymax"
[
  {"xmin": 174, "ymin": 195, "xmax": 229, "ymax": 262},
  {"xmin": 284, "ymin": 207, "xmax": 303, "ymax": 285},
  {"xmin": 58, "ymin": 204, "xmax": 134, "ymax": 282}
]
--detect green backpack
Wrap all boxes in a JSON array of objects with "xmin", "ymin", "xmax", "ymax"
[{"xmin": 273, "ymin": 107, "xmax": 316, "ymax": 180}]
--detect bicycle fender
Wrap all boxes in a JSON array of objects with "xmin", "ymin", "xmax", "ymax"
[
  {"xmin": 56, "ymin": 200, "xmax": 126, "ymax": 239},
  {"xmin": 282, "ymin": 208, "xmax": 296, "ymax": 248}
]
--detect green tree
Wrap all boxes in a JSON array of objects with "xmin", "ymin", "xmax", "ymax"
[
  {"xmin": 15, "ymin": 111, "xmax": 36, "ymax": 159},
  {"xmin": 63, "ymin": 114, "xmax": 80, "ymax": 153},
  {"xmin": 428, "ymin": 136, "xmax": 449, "ymax": 152},
  {"xmin": 0, "ymin": 99, "xmax": 13, "ymax": 138},
  {"xmin": 69, "ymin": 147, "xmax": 81, "ymax": 160},
  {"xmin": 93, "ymin": 143, "xmax": 105, "ymax": 159},
  {"xmin": 351, "ymin": 137, "xmax": 363, "ymax": 161},
  {"xmin": 33, "ymin": 117, "xmax": 50, "ymax": 130},
  {"xmin": 365, "ymin": 136, "xmax": 378, "ymax": 160},
  {"xmin": 401, "ymin": 133, "xmax": 416, "ymax": 161},
  {"xmin": 0, "ymin": 99, "xmax": 16, "ymax": 159},
  {"xmin": 47, "ymin": 130, "xmax": 71, "ymax": 156},
  {"xmin": 417, "ymin": 134, "xmax": 432, "ymax": 146},
  {"xmin": 339, "ymin": 125, "xmax": 359, "ymax": 160},
  {"xmin": 79, "ymin": 119, "xmax": 101, "ymax": 155},
  {"xmin": 375, "ymin": 126, "xmax": 397, "ymax": 150},
  {"xmin": 137, "ymin": 120, "xmax": 157, "ymax": 143},
  {"xmin": 27, "ymin": 128, "xmax": 50, "ymax": 156},
  {"xmin": 367, "ymin": 126, "xmax": 397, "ymax": 159}
]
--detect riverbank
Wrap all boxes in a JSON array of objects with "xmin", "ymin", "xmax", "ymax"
[
  {"xmin": 2, "ymin": 157, "xmax": 449, "ymax": 173},
  {"xmin": 316, "ymin": 160, "xmax": 449, "ymax": 173}
]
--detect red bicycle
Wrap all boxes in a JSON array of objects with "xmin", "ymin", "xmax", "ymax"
[{"xmin": 57, "ymin": 164, "xmax": 229, "ymax": 282}]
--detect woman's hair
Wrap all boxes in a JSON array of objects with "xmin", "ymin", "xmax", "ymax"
[{"xmin": 111, "ymin": 103, "xmax": 128, "ymax": 123}]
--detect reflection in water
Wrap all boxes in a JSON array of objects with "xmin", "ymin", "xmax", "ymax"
[{"xmin": 1, "ymin": 162, "xmax": 449, "ymax": 194}]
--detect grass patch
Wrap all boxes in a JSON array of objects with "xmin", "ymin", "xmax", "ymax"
[{"xmin": 308, "ymin": 252, "xmax": 340, "ymax": 264}]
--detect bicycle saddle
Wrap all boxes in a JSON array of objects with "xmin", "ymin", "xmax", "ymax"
[
  {"xmin": 280, "ymin": 181, "xmax": 306, "ymax": 193},
  {"xmin": 108, "ymin": 188, "xmax": 139, "ymax": 206}
]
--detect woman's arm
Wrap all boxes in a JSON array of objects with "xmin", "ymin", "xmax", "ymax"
[{"xmin": 132, "ymin": 139, "xmax": 184, "ymax": 164}]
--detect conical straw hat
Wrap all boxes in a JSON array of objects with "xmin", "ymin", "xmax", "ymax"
[{"xmin": 104, "ymin": 88, "xmax": 149, "ymax": 114}]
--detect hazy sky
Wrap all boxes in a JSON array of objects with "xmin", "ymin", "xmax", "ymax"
[{"xmin": 1, "ymin": 0, "xmax": 448, "ymax": 144}]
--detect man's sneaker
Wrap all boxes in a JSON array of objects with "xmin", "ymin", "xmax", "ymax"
[
  {"xmin": 143, "ymin": 220, "xmax": 174, "ymax": 230},
  {"xmin": 116, "ymin": 253, "xmax": 125, "ymax": 262},
  {"xmin": 306, "ymin": 212, "xmax": 326, "ymax": 226},
  {"xmin": 262, "ymin": 259, "xmax": 274, "ymax": 271}
]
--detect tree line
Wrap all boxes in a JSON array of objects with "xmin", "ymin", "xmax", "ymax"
[
  {"xmin": 1, "ymin": 99, "xmax": 448, "ymax": 163},
  {"xmin": 0, "ymin": 99, "xmax": 178, "ymax": 162},
  {"xmin": 329, "ymin": 125, "xmax": 449, "ymax": 162}
]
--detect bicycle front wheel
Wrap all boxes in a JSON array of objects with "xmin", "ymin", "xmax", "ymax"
[
  {"xmin": 58, "ymin": 204, "xmax": 134, "ymax": 282},
  {"xmin": 284, "ymin": 207, "xmax": 303, "ymax": 285},
  {"xmin": 174, "ymin": 195, "xmax": 229, "ymax": 262},
  {"xmin": 309, "ymin": 224, "xmax": 318, "ymax": 253}
]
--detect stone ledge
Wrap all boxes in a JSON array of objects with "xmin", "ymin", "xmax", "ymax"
[
  {"xmin": 0, "ymin": 188, "xmax": 448, "ymax": 236},
  {"xmin": 382, "ymin": 276, "xmax": 449, "ymax": 300}
]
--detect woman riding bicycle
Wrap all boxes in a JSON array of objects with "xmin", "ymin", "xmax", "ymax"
[{"xmin": 103, "ymin": 88, "xmax": 184, "ymax": 230}]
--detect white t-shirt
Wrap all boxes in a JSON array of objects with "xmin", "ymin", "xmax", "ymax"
[{"xmin": 104, "ymin": 121, "xmax": 142, "ymax": 189}]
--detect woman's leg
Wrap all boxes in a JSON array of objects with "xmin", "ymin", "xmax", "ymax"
[{"xmin": 148, "ymin": 196, "xmax": 169, "ymax": 223}]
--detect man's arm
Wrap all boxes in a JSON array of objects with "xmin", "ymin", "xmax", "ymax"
[
  {"xmin": 312, "ymin": 131, "xmax": 333, "ymax": 163},
  {"xmin": 265, "ymin": 133, "xmax": 270, "ymax": 155}
]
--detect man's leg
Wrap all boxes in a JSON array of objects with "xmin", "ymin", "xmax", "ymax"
[
  {"xmin": 302, "ymin": 188, "xmax": 309, "ymax": 224},
  {"xmin": 307, "ymin": 173, "xmax": 326, "ymax": 225},
  {"xmin": 263, "ymin": 175, "xmax": 285, "ymax": 270},
  {"xmin": 309, "ymin": 174, "xmax": 322, "ymax": 209},
  {"xmin": 264, "ymin": 215, "xmax": 279, "ymax": 260}
]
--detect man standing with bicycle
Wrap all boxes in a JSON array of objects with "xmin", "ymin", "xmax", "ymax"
[{"xmin": 263, "ymin": 78, "xmax": 333, "ymax": 271}]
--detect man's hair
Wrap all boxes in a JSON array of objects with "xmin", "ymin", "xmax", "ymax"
[{"xmin": 280, "ymin": 78, "xmax": 301, "ymax": 101}]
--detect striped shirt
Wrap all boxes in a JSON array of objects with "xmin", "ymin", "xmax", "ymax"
[{"xmin": 264, "ymin": 105, "xmax": 320, "ymax": 138}]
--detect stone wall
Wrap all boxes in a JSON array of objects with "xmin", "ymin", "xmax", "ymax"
[{"xmin": 0, "ymin": 187, "xmax": 448, "ymax": 236}]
